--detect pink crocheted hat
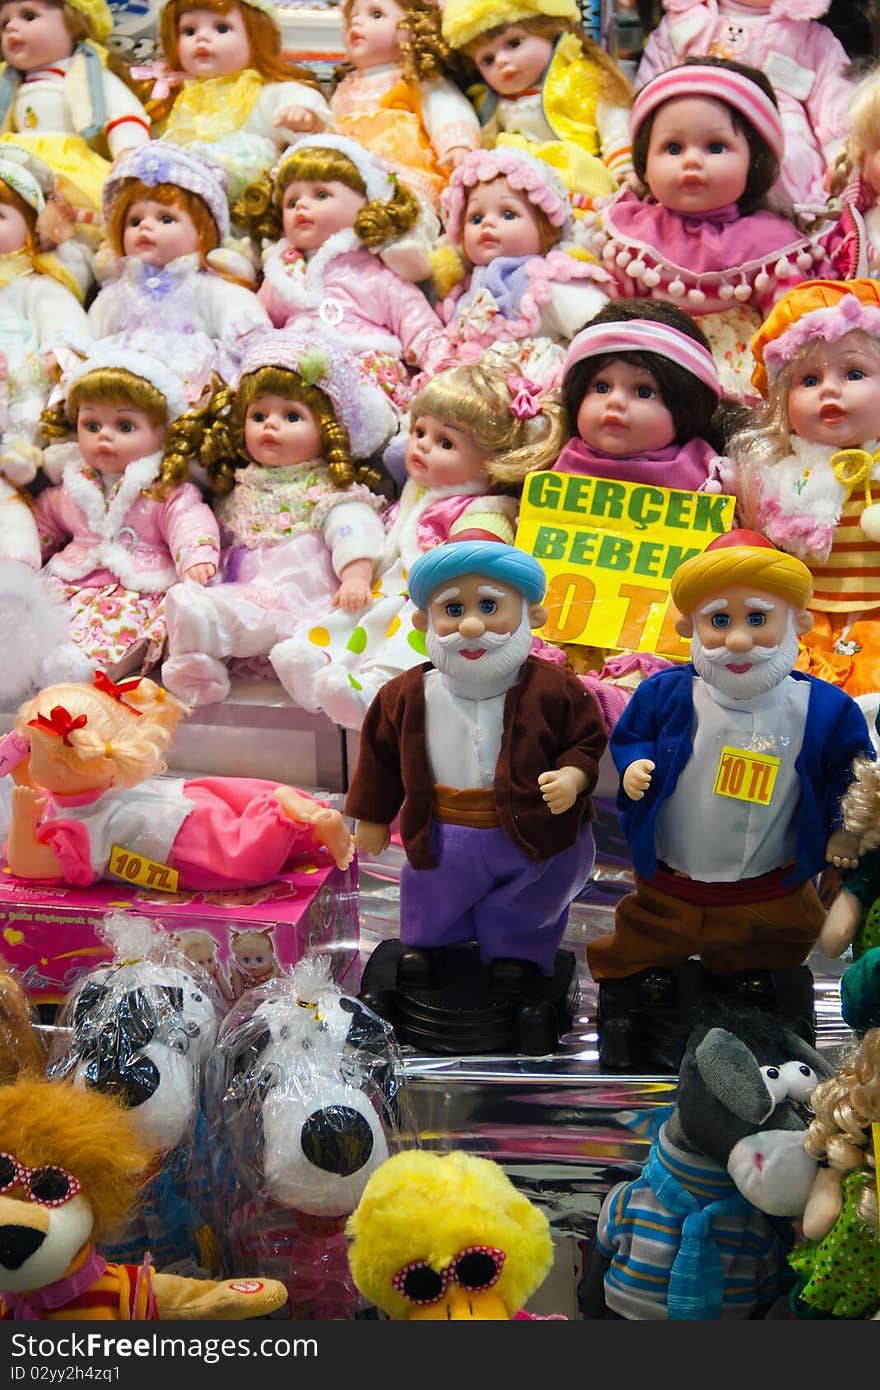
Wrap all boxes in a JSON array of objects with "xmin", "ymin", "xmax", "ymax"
[
  {"xmin": 441, "ymin": 147, "xmax": 572, "ymax": 247},
  {"xmin": 238, "ymin": 330, "xmax": 393, "ymax": 460},
  {"xmin": 630, "ymin": 64, "xmax": 785, "ymax": 160},
  {"xmin": 103, "ymin": 143, "xmax": 230, "ymax": 241}
]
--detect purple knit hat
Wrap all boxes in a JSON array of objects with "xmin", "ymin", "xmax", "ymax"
[
  {"xmin": 103, "ymin": 143, "xmax": 231, "ymax": 240},
  {"xmin": 441, "ymin": 147, "xmax": 572, "ymax": 246}
]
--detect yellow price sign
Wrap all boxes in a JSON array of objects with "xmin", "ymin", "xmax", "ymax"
[
  {"xmin": 108, "ymin": 845, "xmax": 179, "ymax": 893},
  {"xmin": 713, "ymin": 747, "xmax": 781, "ymax": 806},
  {"xmin": 515, "ymin": 471, "xmax": 736, "ymax": 657}
]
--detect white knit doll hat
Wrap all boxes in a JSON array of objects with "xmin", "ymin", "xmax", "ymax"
[
  {"xmin": 61, "ymin": 339, "xmax": 190, "ymax": 423},
  {"xmin": 103, "ymin": 143, "xmax": 231, "ymax": 241},
  {"xmin": 441, "ymin": 146, "xmax": 573, "ymax": 246},
  {"xmin": 275, "ymin": 134, "xmax": 399, "ymax": 208},
  {"xmin": 0, "ymin": 144, "xmax": 55, "ymax": 214},
  {"xmin": 238, "ymin": 330, "xmax": 396, "ymax": 459}
]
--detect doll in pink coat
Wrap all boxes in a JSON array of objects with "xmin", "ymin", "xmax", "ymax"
[
  {"xmin": 35, "ymin": 341, "xmax": 220, "ymax": 671},
  {"xmin": 241, "ymin": 134, "xmax": 452, "ymax": 425},
  {"xmin": 819, "ymin": 67, "xmax": 880, "ymax": 282},
  {"xmin": 579, "ymin": 59, "xmax": 827, "ymax": 400},
  {"xmin": 635, "ymin": 0, "xmax": 855, "ymax": 220},
  {"xmin": 6, "ymin": 674, "xmax": 354, "ymax": 891}
]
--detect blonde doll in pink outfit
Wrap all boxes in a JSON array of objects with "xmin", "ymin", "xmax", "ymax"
[{"xmin": 35, "ymin": 341, "xmax": 220, "ymax": 672}]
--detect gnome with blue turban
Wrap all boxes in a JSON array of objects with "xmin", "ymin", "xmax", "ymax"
[{"xmin": 345, "ymin": 539, "xmax": 607, "ymax": 1009}]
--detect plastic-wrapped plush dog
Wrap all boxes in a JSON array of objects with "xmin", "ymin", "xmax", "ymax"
[
  {"xmin": 0, "ymin": 1078, "xmax": 287, "ymax": 1320},
  {"xmin": 47, "ymin": 914, "xmax": 222, "ymax": 1273},
  {"xmin": 205, "ymin": 955, "xmax": 408, "ymax": 1319},
  {"xmin": 581, "ymin": 1001, "xmax": 834, "ymax": 1320}
]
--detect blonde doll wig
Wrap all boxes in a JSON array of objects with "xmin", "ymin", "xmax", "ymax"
[
  {"xmin": 336, "ymin": 0, "xmax": 471, "ymax": 86},
  {"xmin": 409, "ymin": 362, "xmax": 567, "ymax": 487},
  {"xmin": 804, "ymin": 1029, "xmax": 880, "ymax": 1229},
  {"xmin": 844, "ymin": 65, "xmax": 880, "ymax": 175}
]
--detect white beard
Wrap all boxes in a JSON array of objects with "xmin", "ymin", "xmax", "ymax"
[
  {"xmin": 427, "ymin": 602, "xmax": 535, "ymax": 700},
  {"xmin": 691, "ymin": 615, "xmax": 800, "ymax": 701}
]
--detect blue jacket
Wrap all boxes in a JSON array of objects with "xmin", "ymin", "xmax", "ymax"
[{"xmin": 610, "ymin": 666, "xmax": 873, "ymax": 884}]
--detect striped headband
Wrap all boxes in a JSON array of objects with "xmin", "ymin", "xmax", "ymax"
[
  {"xmin": 630, "ymin": 65, "xmax": 785, "ymax": 161},
  {"xmin": 562, "ymin": 321, "xmax": 722, "ymax": 398}
]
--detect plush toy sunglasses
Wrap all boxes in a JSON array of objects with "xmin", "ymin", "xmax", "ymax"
[
  {"xmin": 392, "ymin": 1245, "xmax": 506, "ymax": 1305},
  {"xmin": 0, "ymin": 1153, "xmax": 83, "ymax": 1208}
]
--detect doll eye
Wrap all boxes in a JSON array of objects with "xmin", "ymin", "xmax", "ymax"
[
  {"xmin": 181, "ymin": 24, "xmax": 196, "ymax": 35},
  {"xmin": 592, "ymin": 380, "xmax": 610, "ymax": 394},
  {"xmin": 118, "ymin": 421, "xmax": 135, "ymax": 433},
  {"xmin": 250, "ymin": 410, "xmax": 266, "ymax": 422},
  {"xmin": 710, "ymin": 612, "xmax": 730, "ymax": 629},
  {"xmin": 478, "ymin": 53, "xmax": 494, "ymax": 68},
  {"xmin": 708, "ymin": 141, "xmax": 726, "ymax": 154},
  {"xmin": 635, "ymin": 385, "xmax": 654, "ymax": 399},
  {"xmin": 780, "ymin": 1060, "xmax": 818, "ymax": 1102},
  {"xmin": 83, "ymin": 421, "xmax": 101, "ymax": 433},
  {"xmin": 128, "ymin": 215, "xmax": 141, "ymax": 227},
  {"xmin": 507, "ymin": 36, "xmax": 521, "ymax": 48},
  {"xmin": 479, "ymin": 599, "xmax": 497, "ymax": 615},
  {"xmin": 445, "ymin": 602, "xmax": 464, "ymax": 618},
  {"xmin": 502, "ymin": 210, "xmax": 517, "ymax": 220},
  {"xmin": 161, "ymin": 214, "xmax": 175, "ymax": 224},
  {"xmin": 286, "ymin": 411, "xmax": 303, "ymax": 423},
  {"xmin": 439, "ymin": 437, "xmax": 454, "ymax": 450},
  {"xmin": 665, "ymin": 141, "xmax": 683, "ymax": 155},
  {"xmin": 801, "ymin": 373, "xmax": 819, "ymax": 388},
  {"xmin": 217, "ymin": 21, "xmax": 231, "ymax": 31},
  {"xmin": 747, "ymin": 612, "xmax": 766, "ymax": 627},
  {"xmin": 468, "ymin": 212, "xmax": 483, "ymax": 225},
  {"xmin": 846, "ymin": 368, "xmax": 866, "ymax": 381}
]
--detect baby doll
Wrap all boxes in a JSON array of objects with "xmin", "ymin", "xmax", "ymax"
[
  {"xmin": 635, "ymin": 0, "xmax": 855, "ymax": 219},
  {"xmin": 331, "ymin": 0, "xmax": 480, "ymax": 213},
  {"xmin": 176, "ymin": 928, "xmax": 231, "ymax": 1002},
  {"xmin": 6, "ymin": 673, "xmax": 355, "ymax": 890},
  {"xmin": 440, "ymin": 145, "xmax": 612, "ymax": 387},
  {"xmin": 160, "ymin": 329, "xmax": 389, "ymax": 708},
  {"xmin": 788, "ymin": 1029, "xmax": 880, "ymax": 1319},
  {"xmin": 269, "ymin": 360, "xmax": 567, "ymax": 730},
  {"xmin": 89, "ymin": 143, "xmax": 270, "ymax": 400},
  {"xmin": 732, "ymin": 278, "xmax": 880, "ymax": 699},
  {"xmin": 242, "ymin": 134, "xmax": 452, "ymax": 411},
  {"xmin": 0, "ymin": 0, "xmax": 150, "ymax": 216},
  {"xmin": 227, "ymin": 927, "xmax": 281, "ymax": 1000},
  {"xmin": 0, "ymin": 144, "xmax": 90, "ymax": 568},
  {"xmin": 579, "ymin": 58, "xmax": 826, "ymax": 400},
  {"xmin": 35, "ymin": 340, "xmax": 221, "ymax": 672},
  {"xmin": 150, "ymin": 0, "xmax": 332, "ymax": 202},
  {"xmin": 441, "ymin": 0, "xmax": 634, "ymax": 203}
]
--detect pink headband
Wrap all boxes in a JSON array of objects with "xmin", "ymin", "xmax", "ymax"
[
  {"xmin": 562, "ymin": 320, "xmax": 722, "ymax": 398},
  {"xmin": 630, "ymin": 65, "xmax": 785, "ymax": 161}
]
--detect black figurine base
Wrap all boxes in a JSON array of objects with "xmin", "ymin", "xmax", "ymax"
[{"xmin": 359, "ymin": 940, "xmax": 579, "ymax": 1056}]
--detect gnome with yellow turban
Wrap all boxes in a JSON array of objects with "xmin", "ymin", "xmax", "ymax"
[{"xmin": 588, "ymin": 529, "xmax": 873, "ymax": 1072}]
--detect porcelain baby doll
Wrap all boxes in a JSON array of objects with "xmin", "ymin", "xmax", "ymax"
[
  {"xmin": 0, "ymin": 144, "xmax": 89, "ymax": 568},
  {"xmin": 160, "ymin": 329, "xmax": 389, "ymax": 708},
  {"xmin": 0, "ymin": 0, "xmax": 150, "ymax": 216},
  {"xmin": 635, "ymin": 0, "xmax": 855, "ymax": 219},
  {"xmin": 6, "ymin": 673, "xmax": 355, "ymax": 890},
  {"xmin": 270, "ymin": 360, "xmax": 566, "ymax": 728},
  {"xmin": 243, "ymin": 134, "xmax": 452, "ymax": 411},
  {"xmin": 579, "ymin": 58, "xmax": 826, "ymax": 400},
  {"xmin": 442, "ymin": 0, "xmax": 634, "ymax": 203},
  {"xmin": 35, "ymin": 340, "xmax": 221, "ymax": 671},
  {"xmin": 151, "ymin": 0, "xmax": 331, "ymax": 202},
  {"xmin": 332, "ymin": 0, "xmax": 479, "ymax": 216},
  {"xmin": 733, "ymin": 278, "xmax": 880, "ymax": 699},
  {"xmin": 440, "ymin": 146, "xmax": 611, "ymax": 387},
  {"xmin": 89, "ymin": 143, "xmax": 270, "ymax": 402}
]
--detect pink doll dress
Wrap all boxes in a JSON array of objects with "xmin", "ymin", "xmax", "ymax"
[{"xmin": 33, "ymin": 777, "xmax": 328, "ymax": 892}]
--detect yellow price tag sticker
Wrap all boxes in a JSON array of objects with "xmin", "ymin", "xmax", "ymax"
[
  {"xmin": 713, "ymin": 747, "xmax": 781, "ymax": 806},
  {"xmin": 108, "ymin": 845, "xmax": 179, "ymax": 893}
]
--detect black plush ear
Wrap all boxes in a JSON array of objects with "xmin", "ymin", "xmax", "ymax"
[
  {"xmin": 778, "ymin": 1029, "xmax": 834, "ymax": 1080},
  {"xmin": 694, "ymin": 1027, "xmax": 774, "ymax": 1125}
]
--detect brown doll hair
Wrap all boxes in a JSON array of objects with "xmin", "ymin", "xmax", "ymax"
[
  {"xmin": 234, "ymin": 143, "xmax": 419, "ymax": 246},
  {"xmin": 160, "ymin": 0, "xmax": 320, "ymax": 86},
  {"xmin": 462, "ymin": 14, "xmax": 631, "ymax": 107}
]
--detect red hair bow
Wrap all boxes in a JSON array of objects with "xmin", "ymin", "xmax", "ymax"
[
  {"xmin": 94, "ymin": 670, "xmax": 143, "ymax": 715},
  {"xmin": 27, "ymin": 706, "xmax": 88, "ymax": 747}
]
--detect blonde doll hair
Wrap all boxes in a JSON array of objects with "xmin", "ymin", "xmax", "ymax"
[
  {"xmin": 201, "ymin": 365, "xmax": 383, "ymax": 495},
  {"xmin": 804, "ymin": 1030, "xmax": 880, "ymax": 1229},
  {"xmin": 336, "ymin": 0, "xmax": 471, "ymax": 86},
  {"xmin": 409, "ymin": 362, "xmax": 566, "ymax": 487},
  {"xmin": 845, "ymin": 65, "xmax": 880, "ymax": 173},
  {"xmin": 234, "ymin": 144, "xmax": 419, "ymax": 246},
  {"xmin": 16, "ymin": 677, "xmax": 189, "ymax": 791},
  {"xmin": 839, "ymin": 755, "xmax": 880, "ymax": 855},
  {"xmin": 462, "ymin": 14, "xmax": 632, "ymax": 107},
  {"xmin": 40, "ymin": 367, "xmax": 217, "ymax": 501},
  {"xmin": 159, "ymin": 0, "xmax": 320, "ymax": 87}
]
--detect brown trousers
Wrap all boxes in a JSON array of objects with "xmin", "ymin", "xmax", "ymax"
[{"xmin": 587, "ymin": 873, "xmax": 825, "ymax": 979}]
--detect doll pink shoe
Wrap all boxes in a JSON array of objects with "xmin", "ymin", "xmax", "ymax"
[
  {"xmin": 161, "ymin": 652, "xmax": 231, "ymax": 707},
  {"xmin": 268, "ymin": 638, "xmax": 327, "ymax": 713}
]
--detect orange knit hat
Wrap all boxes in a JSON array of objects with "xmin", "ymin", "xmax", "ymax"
[
  {"xmin": 751, "ymin": 278, "xmax": 880, "ymax": 396},
  {"xmin": 671, "ymin": 529, "xmax": 814, "ymax": 615}
]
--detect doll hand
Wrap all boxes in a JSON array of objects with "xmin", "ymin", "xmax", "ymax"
[
  {"xmin": 440, "ymin": 146, "xmax": 473, "ymax": 171},
  {"xmin": 36, "ymin": 192, "xmax": 77, "ymax": 246},
  {"xmin": 620, "ymin": 169, "xmax": 641, "ymax": 192},
  {"xmin": 622, "ymin": 758, "xmax": 655, "ymax": 801},
  {"xmin": 538, "ymin": 766, "xmax": 588, "ymax": 815},
  {"xmin": 181, "ymin": 563, "xmax": 215, "ymax": 586},
  {"xmin": 274, "ymin": 105, "xmax": 319, "ymax": 133},
  {"xmin": 332, "ymin": 577, "xmax": 373, "ymax": 613},
  {"xmin": 355, "ymin": 820, "xmax": 391, "ymax": 856},
  {"xmin": 826, "ymin": 828, "xmax": 860, "ymax": 870},
  {"xmin": 819, "ymin": 889, "xmax": 863, "ymax": 958},
  {"xmin": 11, "ymin": 784, "xmax": 46, "ymax": 831}
]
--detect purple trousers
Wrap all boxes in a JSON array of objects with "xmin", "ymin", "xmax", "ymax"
[{"xmin": 400, "ymin": 822, "xmax": 596, "ymax": 976}]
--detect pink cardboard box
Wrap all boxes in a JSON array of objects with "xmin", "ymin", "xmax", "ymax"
[{"xmin": 0, "ymin": 856, "xmax": 360, "ymax": 1006}]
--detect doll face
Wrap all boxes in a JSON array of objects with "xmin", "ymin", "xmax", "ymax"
[
  {"xmin": 469, "ymin": 24, "xmax": 554, "ymax": 99},
  {"xmin": 644, "ymin": 95, "xmax": 751, "ymax": 214},
  {"xmin": 0, "ymin": 0, "xmax": 73, "ymax": 71},
  {"xmin": 122, "ymin": 198, "xmax": 201, "ymax": 267},
  {"xmin": 0, "ymin": 201, "xmax": 29, "ymax": 254},
  {"xmin": 462, "ymin": 179, "xmax": 544, "ymax": 265},
  {"xmin": 406, "ymin": 414, "xmax": 490, "ymax": 488},
  {"xmin": 244, "ymin": 393, "xmax": 323, "ymax": 466},
  {"xmin": 77, "ymin": 401, "xmax": 167, "ymax": 475},
  {"xmin": 176, "ymin": 5, "xmax": 251, "ymax": 78},
  {"xmin": 344, "ymin": 0, "xmax": 405, "ymax": 71},
  {"xmin": 282, "ymin": 178, "xmax": 367, "ymax": 251},
  {"xmin": 786, "ymin": 332, "xmax": 880, "ymax": 449},
  {"xmin": 575, "ymin": 359, "xmax": 676, "ymax": 456}
]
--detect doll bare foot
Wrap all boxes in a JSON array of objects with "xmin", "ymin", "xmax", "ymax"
[{"xmin": 272, "ymin": 787, "xmax": 354, "ymax": 869}]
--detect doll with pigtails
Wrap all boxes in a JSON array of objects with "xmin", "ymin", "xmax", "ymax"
[
  {"xmin": 820, "ymin": 67, "xmax": 880, "ymax": 282},
  {"xmin": 269, "ymin": 361, "xmax": 566, "ymax": 730}
]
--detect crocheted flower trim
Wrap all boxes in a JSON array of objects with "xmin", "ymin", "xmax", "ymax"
[{"xmin": 441, "ymin": 148, "xmax": 571, "ymax": 245}]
